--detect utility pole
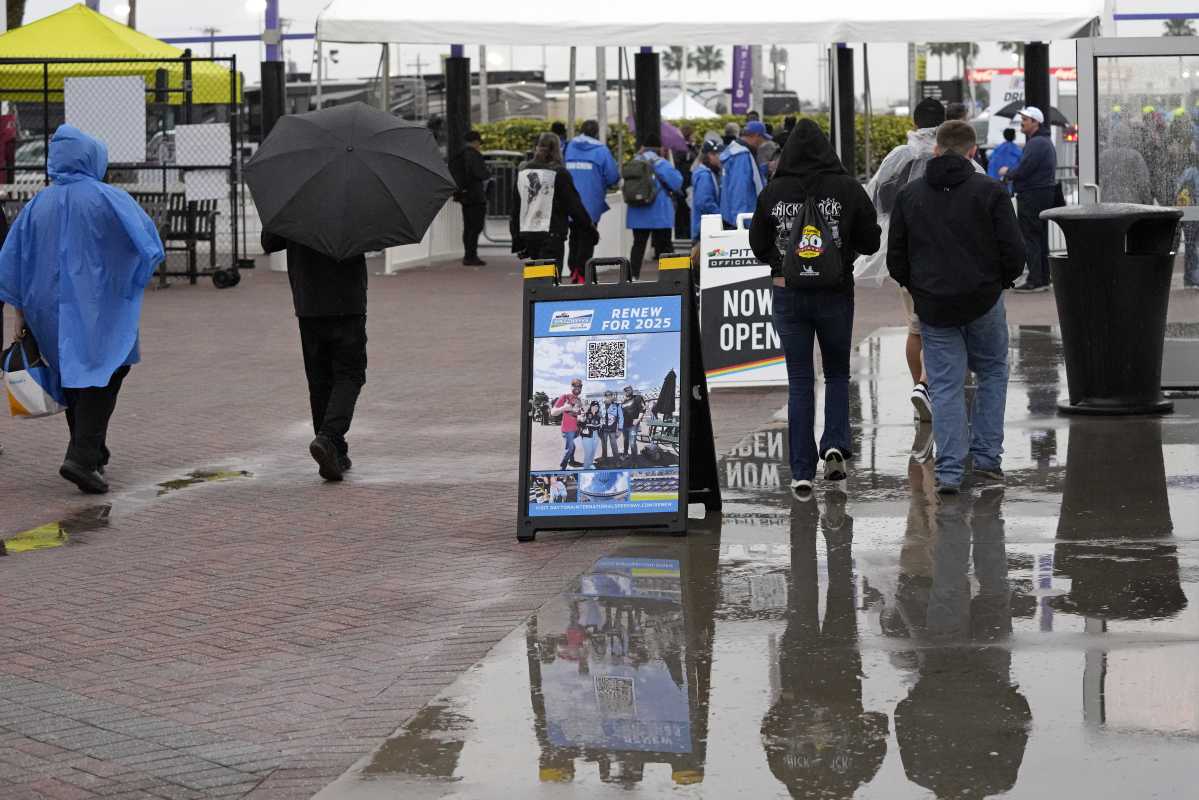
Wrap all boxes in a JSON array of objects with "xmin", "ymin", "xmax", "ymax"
[
  {"xmin": 127, "ymin": 0, "xmax": 136, "ymax": 29},
  {"xmin": 200, "ymin": 27, "xmax": 221, "ymax": 58}
]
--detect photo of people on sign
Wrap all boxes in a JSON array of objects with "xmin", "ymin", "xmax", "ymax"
[{"xmin": 528, "ymin": 296, "xmax": 682, "ymax": 517}]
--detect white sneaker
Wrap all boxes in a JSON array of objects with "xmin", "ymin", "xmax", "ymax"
[
  {"xmin": 910, "ymin": 383, "xmax": 933, "ymax": 423},
  {"xmin": 823, "ymin": 448, "xmax": 847, "ymax": 482}
]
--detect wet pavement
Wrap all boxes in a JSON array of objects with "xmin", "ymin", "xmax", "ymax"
[{"xmin": 316, "ymin": 326, "xmax": 1199, "ymax": 799}]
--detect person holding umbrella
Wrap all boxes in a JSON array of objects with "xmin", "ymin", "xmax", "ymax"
[
  {"xmin": 509, "ymin": 133, "xmax": 594, "ymax": 270},
  {"xmin": 245, "ymin": 102, "xmax": 456, "ymax": 481}
]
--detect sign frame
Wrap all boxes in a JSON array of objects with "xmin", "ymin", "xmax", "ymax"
[{"xmin": 517, "ymin": 256, "xmax": 720, "ymax": 541}]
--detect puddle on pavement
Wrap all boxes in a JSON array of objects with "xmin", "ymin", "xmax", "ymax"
[
  {"xmin": 156, "ymin": 468, "xmax": 253, "ymax": 496},
  {"xmin": 315, "ymin": 326, "xmax": 1199, "ymax": 800},
  {"xmin": 0, "ymin": 506, "xmax": 112, "ymax": 556}
]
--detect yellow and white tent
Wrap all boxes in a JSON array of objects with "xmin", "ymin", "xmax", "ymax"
[{"xmin": 0, "ymin": 4, "xmax": 239, "ymax": 105}]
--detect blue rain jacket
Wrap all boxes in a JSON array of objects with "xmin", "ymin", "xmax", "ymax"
[
  {"xmin": 0, "ymin": 126, "xmax": 163, "ymax": 391},
  {"xmin": 718, "ymin": 140, "xmax": 764, "ymax": 226},
  {"xmin": 625, "ymin": 151, "xmax": 682, "ymax": 230},
  {"xmin": 987, "ymin": 140, "xmax": 1023, "ymax": 194},
  {"xmin": 564, "ymin": 134, "xmax": 620, "ymax": 224},
  {"xmin": 690, "ymin": 163, "xmax": 720, "ymax": 240}
]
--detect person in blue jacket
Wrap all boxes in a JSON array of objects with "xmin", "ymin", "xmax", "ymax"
[
  {"xmin": 564, "ymin": 119, "xmax": 620, "ymax": 283},
  {"xmin": 690, "ymin": 139, "xmax": 723, "ymax": 241},
  {"xmin": 719, "ymin": 119, "xmax": 770, "ymax": 227},
  {"xmin": 986, "ymin": 128, "xmax": 1022, "ymax": 194},
  {"xmin": 0, "ymin": 125, "xmax": 164, "ymax": 494},
  {"xmin": 626, "ymin": 132, "xmax": 683, "ymax": 279}
]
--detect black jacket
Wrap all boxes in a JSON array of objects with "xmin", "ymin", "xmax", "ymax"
[
  {"xmin": 508, "ymin": 159, "xmax": 591, "ymax": 252},
  {"xmin": 1006, "ymin": 126, "xmax": 1056, "ymax": 193},
  {"xmin": 748, "ymin": 120, "xmax": 880, "ymax": 292},
  {"xmin": 887, "ymin": 153, "xmax": 1024, "ymax": 327},
  {"xmin": 450, "ymin": 145, "xmax": 491, "ymax": 206},
  {"xmin": 262, "ymin": 232, "xmax": 367, "ymax": 318}
]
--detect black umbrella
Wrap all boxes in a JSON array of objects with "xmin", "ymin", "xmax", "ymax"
[
  {"xmin": 245, "ymin": 102, "xmax": 456, "ymax": 261},
  {"xmin": 994, "ymin": 102, "xmax": 1071, "ymax": 127}
]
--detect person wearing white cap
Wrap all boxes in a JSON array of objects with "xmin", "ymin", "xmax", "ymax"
[{"xmin": 999, "ymin": 106, "xmax": 1057, "ymax": 292}]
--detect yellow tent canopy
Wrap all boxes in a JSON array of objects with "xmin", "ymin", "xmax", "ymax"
[{"xmin": 0, "ymin": 4, "xmax": 239, "ymax": 105}]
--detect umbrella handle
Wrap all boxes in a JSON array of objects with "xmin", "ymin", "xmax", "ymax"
[{"xmin": 585, "ymin": 258, "xmax": 633, "ymax": 285}]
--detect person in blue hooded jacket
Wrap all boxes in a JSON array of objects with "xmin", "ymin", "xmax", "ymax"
[
  {"xmin": 719, "ymin": 119, "xmax": 770, "ymax": 227},
  {"xmin": 986, "ymin": 128, "xmax": 1022, "ymax": 194},
  {"xmin": 690, "ymin": 139, "xmax": 723, "ymax": 241},
  {"xmin": 625, "ymin": 132, "xmax": 683, "ymax": 279},
  {"xmin": 564, "ymin": 120, "xmax": 620, "ymax": 283},
  {"xmin": 0, "ymin": 125, "xmax": 163, "ymax": 494}
]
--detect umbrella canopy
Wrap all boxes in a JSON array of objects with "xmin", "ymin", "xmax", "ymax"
[
  {"xmin": 626, "ymin": 117, "xmax": 690, "ymax": 153},
  {"xmin": 994, "ymin": 102, "xmax": 1071, "ymax": 127},
  {"xmin": 245, "ymin": 102, "xmax": 456, "ymax": 261}
]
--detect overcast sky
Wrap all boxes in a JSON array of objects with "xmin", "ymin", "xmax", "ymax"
[{"xmin": 17, "ymin": 0, "xmax": 1199, "ymax": 107}]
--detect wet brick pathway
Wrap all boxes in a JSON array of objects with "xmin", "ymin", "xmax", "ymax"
[{"xmin": 1, "ymin": 253, "xmax": 1196, "ymax": 799}]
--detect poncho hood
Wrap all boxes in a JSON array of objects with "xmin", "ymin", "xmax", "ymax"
[{"xmin": 49, "ymin": 124, "xmax": 108, "ymax": 184}]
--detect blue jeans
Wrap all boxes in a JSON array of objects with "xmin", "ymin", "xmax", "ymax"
[
  {"xmin": 772, "ymin": 286, "xmax": 854, "ymax": 482},
  {"xmin": 1184, "ymin": 222, "xmax": 1199, "ymax": 287},
  {"xmin": 581, "ymin": 434, "xmax": 598, "ymax": 469},
  {"xmin": 921, "ymin": 297, "xmax": 1010, "ymax": 487},
  {"xmin": 560, "ymin": 430, "xmax": 577, "ymax": 469}
]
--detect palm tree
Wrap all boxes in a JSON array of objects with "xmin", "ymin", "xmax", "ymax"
[
  {"xmin": 1163, "ymin": 19, "xmax": 1197, "ymax": 37},
  {"xmin": 662, "ymin": 47, "xmax": 692, "ymax": 79},
  {"xmin": 927, "ymin": 43, "xmax": 958, "ymax": 80},
  {"xmin": 999, "ymin": 42, "xmax": 1025, "ymax": 68},
  {"xmin": 692, "ymin": 46, "xmax": 725, "ymax": 79},
  {"xmin": 7, "ymin": 0, "xmax": 26, "ymax": 30}
]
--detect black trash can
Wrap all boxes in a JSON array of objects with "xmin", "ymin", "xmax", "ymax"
[{"xmin": 1041, "ymin": 203, "xmax": 1181, "ymax": 415}]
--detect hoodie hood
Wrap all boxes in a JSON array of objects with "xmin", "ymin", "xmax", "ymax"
[
  {"xmin": 567, "ymin": 134, "xmax": 605, "ymax": 151},
  {"xmin": 774, "ymin": 119, "xmax": 845, "ymax": 183},
  {"xmin": 906, "ymin": 127, "xmax": 939, "ymax": 156},
  {"xmin": 925, "ymin": 153, "xmax": 977, "ymax": 190},
  {"xmin": 48, "ymin": 124, "xmax": 107, "ymax": 184}
]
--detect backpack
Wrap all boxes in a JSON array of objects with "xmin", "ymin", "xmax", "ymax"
[
  {"xmin": 621, "ymin": 158, "xmax": 659, "ymax": 207},
  {"xmin": 781, "ymin": 193, "xmax": 843, "ymax": 289}
]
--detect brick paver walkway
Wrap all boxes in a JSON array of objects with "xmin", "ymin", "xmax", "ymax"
[{"xmin": 2, "ymin": 254, "xmax": 1195, "ymax": 799}]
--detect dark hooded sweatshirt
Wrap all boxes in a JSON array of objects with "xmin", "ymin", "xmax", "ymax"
[
  {"xmin": 886, "ymin": 153, "xmax": 1024, "ymax": 328},
  {"xmin": 748, "ymin": 119, "xmax": 881, "ymax": 293}
]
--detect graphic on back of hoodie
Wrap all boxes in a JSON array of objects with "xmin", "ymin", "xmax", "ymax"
[{"xmin": 518, "ymin": 169, "xmax": 557, "ymax": 233}]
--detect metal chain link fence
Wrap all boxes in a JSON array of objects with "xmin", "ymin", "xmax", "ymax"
[{"xmin": 0, "ymin": 54, "xmax": 246, "ymax": 287}]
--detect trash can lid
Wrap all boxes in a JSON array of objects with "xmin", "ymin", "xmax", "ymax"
[{"xmin": 1042, "ymin": 202, "xmax": 1183, "ymax": 223}]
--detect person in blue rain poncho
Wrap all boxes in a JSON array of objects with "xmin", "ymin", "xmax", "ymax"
[
  {"xmin": 718, "ymin": 119, "xmax": 770, "ymax": 227},
  {"xmin": 625, "ymin": 132, "xmax": 683, "ymax": 280},
  {"xmin": 0, "ymin": 125, "xmax": 164, "ymax": 494},
  {"xmin": 690, "ymin": 139, "xmax": 722, "ymax": 241}
]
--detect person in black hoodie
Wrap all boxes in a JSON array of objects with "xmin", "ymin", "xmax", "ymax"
[
  {"xmin": 509, "ymin": 133, "xmax": 594, "ymax": 270},
  {"xmin": 887, "ymin": 120, "xmax": 1024, "ymax": 494},
  {"xmin": 749, "ymin": 119, "xmax": 880, "ymax": 494},
  {"xmin": 262, "ymin": 232, "xmax": 368, "ymax": 483},
  {"xmin": 449, "ymin": 130, "xmax": 492, "ymax": 266}
]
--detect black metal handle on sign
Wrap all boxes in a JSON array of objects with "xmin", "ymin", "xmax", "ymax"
[{"xmin": 585, "ymin": 258, "xmax": 633, "ymax": 285}]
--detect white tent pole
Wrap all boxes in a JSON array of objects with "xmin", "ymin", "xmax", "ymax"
[
  {"xmin": 596, "ymin": 47, "xmax": 608, "ymax": 144},
  {"xmin": 680, "ymin": 46, "xmax": 688, "ymax": 118},
  {"xmin": 617, "ymin": 47, "xmax": 625, "ymax": 161},
  {"xmin": 479, "ymin": 45, "xmax": 490, "ymax": 124},
  {"xmin": 380, "ymin": 43, "xmax": 391, "ymax": 112},
  {"xmin": 568, "ymin": 46, "xmax": 577, "ymax": 137},
  {"xmin": 830, "ymin": 45, "xmax": 842, "ymax": 161}
]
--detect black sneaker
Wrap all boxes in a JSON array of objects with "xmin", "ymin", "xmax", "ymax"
[
  {"xmin": 974, "ymin": 465, "xmax": 1004, "ymax": 482},
  {"xmin": 310, "ymin": 435, "xmax": 344, "ymax": 482},
  {"xmin": 339, "ymin": 454, "xmax": 353, "ymax": 473},
  {"xmin": 910, "ymin": 382, "xmax": 933, "ymax": 423},
  {"xmin": 463, "ymin": 257, "xmax": 487, "ymax": 266},
  {"xmin": 1012, "ymin": 281, "xmax": 1049, "ymax": 293},
  {"xmin": 60, "ymin": 460, "xmax": 109, "ymax": 495},
  {"xmin": 823, "ymin": 448, "xmax": 847, "ymax": 482}
]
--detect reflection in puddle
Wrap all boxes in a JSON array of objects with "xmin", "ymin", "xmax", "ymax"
[
  {"xmin": 0, "ymin": 505, "xmax": 112, "ymax": 556},
  {"xmin": 315, "ymin": 327, "xmax": 1199, "ymax": 799},
  {"xmin": 156, "ymin": 468, "xmax": 252, "ymax": 495}
]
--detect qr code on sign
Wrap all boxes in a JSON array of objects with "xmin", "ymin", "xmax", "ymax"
[{"xmin": 587, "ymin": 339, "xmax": 627, "ymax": 380}]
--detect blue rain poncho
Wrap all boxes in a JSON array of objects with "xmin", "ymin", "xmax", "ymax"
[{"xmin": 0, "ymin": 125, "xmax": 164, "ymax": 392}]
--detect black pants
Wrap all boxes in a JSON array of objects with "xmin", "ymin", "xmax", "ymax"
[
  {"xmin": 567, "ymin": 227, "xmax": 597, "ymax": 283},
  {"xmin": 65, "ymin": 365, "xmax": 130, "ymax": 471},
  {"xmin": 299, "ymin": 315, "xmax": 367, "ymax": 456},
  {"xmin": 1017, "ymin": 187, "xmax": 1055, "ymax": 286},
  {"xmin": 523, "ymin": 233, "xmax": 565, "ymax": 269},
  {"xmin": 461, "ymin": 203, "xmax": 486, "ymax": 261},
  {"xmin": 629, "ymin": 228, "xmax": 672, "ymax": 280}
]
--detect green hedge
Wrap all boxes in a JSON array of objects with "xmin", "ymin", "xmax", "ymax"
[{"xmin": 475, "ymin": 113, "xmax": 912, "ymax": 176}]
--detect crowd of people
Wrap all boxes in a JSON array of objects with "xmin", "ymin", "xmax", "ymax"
[{"xmin": 550, "ymin": 380, "xmax": 649, "ymax": 471}]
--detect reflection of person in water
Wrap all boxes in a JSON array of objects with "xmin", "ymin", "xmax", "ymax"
[
  {"xmin": 893, "ymin": 490, "xmax": 1032, "ymax": 799},
  {"xmin": 762, "ymin": 494, "xmax": 889, "ymax": 799}
]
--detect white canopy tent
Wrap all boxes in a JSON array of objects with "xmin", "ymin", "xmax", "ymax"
[
  {"xmin": 661, "ymin": 93, "xmax": 718, "ymax": 120},
  {"xmin": 317, "ymin": 1, "xmax": 1101, "ymax": 46}
]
